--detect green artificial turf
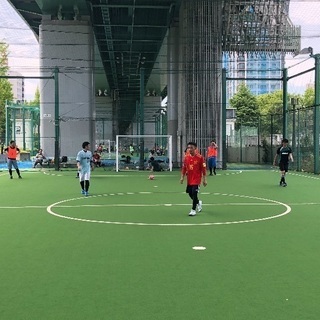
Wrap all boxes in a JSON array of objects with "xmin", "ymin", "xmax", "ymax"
[{"xmin": 0, "ymin": 168, "xmax": 319, "ymax": 319}]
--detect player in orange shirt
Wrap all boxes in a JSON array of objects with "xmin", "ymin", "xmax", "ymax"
[
  {"xmin": 206, "ymin": 139, "xmax": 218, "ymax": 175},
  {"xmin": 180, "ymin": 142, "xmax": 207, "ymax": 216},
  {"xmin": 4, "ymin": 140, "xmax": 22, "ymax": 179}
]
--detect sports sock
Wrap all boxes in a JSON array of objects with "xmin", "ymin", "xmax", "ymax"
[{"xmin": 85, "ymin": 180, "xmax": 90, "ymax": 192}]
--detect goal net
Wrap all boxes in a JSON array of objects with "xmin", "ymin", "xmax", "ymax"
[{"xmin": 115, "ymin": 135, "xmax": 172, "ymax": 172}]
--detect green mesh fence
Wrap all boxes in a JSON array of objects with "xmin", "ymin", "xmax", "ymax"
[
  {"xmin": 227, "ymin": 107, "xmax": 317, "ymax": 173},
  {"xmin": 5, "ymin": 103, "xmax": 40, "ymax": 156}
]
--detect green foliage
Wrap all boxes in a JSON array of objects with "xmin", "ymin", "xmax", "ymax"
[
  {"xmin": 0, "ymin": 42, "xmax": 14, "ymax": 140},
  {"xmin": 301, "ymin": 87, "xmax": 314, "ymax": 107},
  {"xmin": 26, "ymin": 86, "xmax": 40, "ymax": 107},
  {"xmin": 229, "ymin": 83, "xmax": 260, "ymax": 129}
]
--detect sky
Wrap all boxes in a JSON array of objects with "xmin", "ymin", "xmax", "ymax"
[
  {"xmin": 1, "ymin": 0, "xmax": 320, "ymax": 99},
  {"xmin": 286, "ymin": 1, "xmax": 320, "ymax": 93},
  {"xmin": 0, "ymin": 0, "xmax": 39, "ymax": 101}
]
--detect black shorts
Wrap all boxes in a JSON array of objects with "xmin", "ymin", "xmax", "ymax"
[
  {"xmin": 186, "ymin": 185, "xmax": 199, "ymax": 194},
  {"xmin": 279, "ymin": 162, "xmax": 289, "ymax": 172}
]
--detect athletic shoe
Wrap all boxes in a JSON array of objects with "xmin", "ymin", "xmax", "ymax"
[
  {"xmin": 197, "ymin": 200, "xmax": 203, "ymax": 212},
  {"xmin": 85, "ymin": 191, "xmax": 89, "ymax": 196},
  {"xmin": 279, "ymin": 181, "xmax": 283, "ymax": 186},
  {"xmin": 282, "ymin": 182, "xmax": 287, "ymax": 187},
  {"xmin": 18, "ymin": 176, "xmax": 22, "ymax": 179},
  {"xmin": 189, "ymin": 209, "xmax": 196, "ymax": 216},
  {"xmin": 10, "ymin": 176, "xmax": 13, "ymax": 179},
  {"xmin": 214, "ymin": 171, "xmax": 216, "ymax": 175},
  {"xmin": 81, "ymin": 189, "xmax": 85, "ymax": 194}
]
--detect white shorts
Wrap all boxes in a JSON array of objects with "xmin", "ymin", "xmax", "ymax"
[{"xmin": 79, "ymin": 171, "xmax": 91, "ymax": 181}]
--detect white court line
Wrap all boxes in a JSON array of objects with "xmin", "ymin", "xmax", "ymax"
[
  {"xmin": 46, "ymin": 192, "xmax": 292, "ymax": 227},
  {"xmin": 1, "ymin": 202, "xmax": 319, "ymax": 210}
]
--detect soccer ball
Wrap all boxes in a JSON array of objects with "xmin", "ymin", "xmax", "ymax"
[
  {"xmin": 125, "ymin": 166, "xmax": 129, "ymax": 170},
  {"xmin": 149, "ymin": 175, "xmax": 155, "ymax": 180}
]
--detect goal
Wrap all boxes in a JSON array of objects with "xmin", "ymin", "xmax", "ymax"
[{"xmin": 115, "ymin": 135, "xmax": 172, "ymax": 172}]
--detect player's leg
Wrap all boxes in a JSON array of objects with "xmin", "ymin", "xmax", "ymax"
[
  {"xmin": 208, "ymin": 158, "xmax": 213, "ymax": 175},
  {"xmin": 8, "ymin": 159, "xmax": 13, "ymax": 179},
  {"xmin": 79, "ymin": 172, "xmax": 85, "ymax": 194},
  {"xmin": 213, "ymin": 157, "xmax": 217, "ymax": 175},
  {"xmin": 282, "ymin": 164, "xmax": 289, "ymax": 187},
  {"xmin": 186, "ymin": 185, "xmax": 193, "ymax": 200},
  {"xmin": 84, "ymin": 172, "xmax": 91, "ymax": 196},
  {"xmin": 279, "ymin": 163, "xmax": 285, "ymax": 186},
  {"xmin": 186, "ymin": 186, "xmax": 195, "ymax": 216},
  {"xmin": 189, "ymin": 186, "xmax": 200, "ymax": 216},
  {"xmin": 13, "ymin": 161, "xmax": 22, "ymax": 178}
]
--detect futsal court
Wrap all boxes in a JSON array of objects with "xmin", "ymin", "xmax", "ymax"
[{"xmin": 0, "ymin": 167, "xmax": 319, "ymax": 319}]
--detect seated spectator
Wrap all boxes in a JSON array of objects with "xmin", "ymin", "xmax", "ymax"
[
  {"xmin": 97, "ymin": 144, "xmax": 103, "ymax": 154},
  {"xmin": 92, "ymin": 151, "xmax": 102, "ymax": 167},
  {"xmin": 149, "ymin": 157, "xmax": 163, "ymax": 172},
  {"xmin": 34, "ymin": 149, "xmax": 46, "ymax": 168}
]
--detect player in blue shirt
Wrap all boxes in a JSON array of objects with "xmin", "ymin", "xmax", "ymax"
[
  {"xmin": 76, "ymin": 141, "xmax": 94, "ymax": 196},
  {"xmin": 273, "ymin": 138, "xmax": 294, "ymax": 187}
]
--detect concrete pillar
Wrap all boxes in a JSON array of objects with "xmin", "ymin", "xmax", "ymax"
[
  {"xmin": 39, "ymin": 16, "xmax": 95, "ymax": 158},
  {"xmin": 167, "ymin": 23, "xmax": 180, "ymax": 167}
]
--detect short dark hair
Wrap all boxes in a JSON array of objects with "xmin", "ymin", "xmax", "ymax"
[
  {"xmin": 187, "ymin": 142, "xmax": 197, "ymax": 148},
  {"xmin": 10, "ymin": 140, "xmax": 15, "ymax": 144},
  {"xmin": 82, "ymin": 141, "xmax": 90, "ymax": 148},
  {"xmin": 282, "ymin": 138, "xmax": 289, "ymax": 143}
]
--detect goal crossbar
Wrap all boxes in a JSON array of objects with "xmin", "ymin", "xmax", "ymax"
[{"xmin": 115, "ymin": 135, "xmax": 173, "ymax": 172}]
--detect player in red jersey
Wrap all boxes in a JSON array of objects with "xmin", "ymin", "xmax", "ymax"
[{"xmin": 180, "ymin": 142, "xmax": 207, "ymax": 216}]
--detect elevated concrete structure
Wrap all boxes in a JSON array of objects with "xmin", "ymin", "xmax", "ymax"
[{"xmin": 8, "ymin": 0, "xmax": 300, "ymax": 164}]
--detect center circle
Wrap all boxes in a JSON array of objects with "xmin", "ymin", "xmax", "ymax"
[{"xmin": 46, "ymin": 192, "xmax": 291, "ymax": 226}]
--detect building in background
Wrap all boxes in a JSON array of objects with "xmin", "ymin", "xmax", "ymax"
[
  {"xmin": 8, "ymin": 71, "xmax": 25, "ymax": 103},
  {"xmin": 224, "ymin": 52, "xmax": 284, "ymax": 99}
]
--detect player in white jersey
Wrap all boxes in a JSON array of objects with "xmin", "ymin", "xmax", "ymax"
[{"xmin": 76, "ymin": 141, "xmax": 94, "ymax": 196}]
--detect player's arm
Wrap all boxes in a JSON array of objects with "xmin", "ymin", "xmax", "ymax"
[
  {"xmin": 202, "ymin": 161, "xmax": 207, "ymax": 187},
  {"xmin": 180, "ymin": 161, "xmax": 187, "ymax": 184},
  {"xmin": 289, "ymin": 152, "xmax": 294, "ymax": 162}
]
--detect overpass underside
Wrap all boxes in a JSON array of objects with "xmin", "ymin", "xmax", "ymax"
[{"xmin": 9, "ymin": 0, "xmax": 300, "ymax": 162}]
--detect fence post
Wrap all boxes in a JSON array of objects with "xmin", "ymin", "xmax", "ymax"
[
  {"xmin": 313, "ymin": 54, "xmax": 320, "ymax": 174},
  {"xmin": 297, "ymin": 108, "xmax": 301, "ymax": 171},
  {"xmin": 270, "ymin": 114, "xmax": 274, "ymax": 164},
  {"xmin": 257, "ymin": 116, "xmax": 261, "ymax": 164},
  {"xmin": 282, "ymin": 68, "xmax": 288, "ymax": 139},
  {"xmin": 54, "ymin": 67, "xmax": 60, "ymax": 171},
  {"xmin": 222, "ymin": 68, "xmax": 227, "ymax": 170},
  {"xmin": 240, "ymin": 119, "xmax": 243, "ymax": 163}
]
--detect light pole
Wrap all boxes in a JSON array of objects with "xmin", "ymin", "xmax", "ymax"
[
  {"xmin": 312, "ymin": 53, "xmax": 320, "ymax": 174},
  {"xmin": 289, "ymin": 47, "xmax": 320, "ymax": 174}
]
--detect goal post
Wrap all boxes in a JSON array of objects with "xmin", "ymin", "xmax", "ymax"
[{"xmin": 115, "ymin": 135, "xmax": 173, "ymax": 172}]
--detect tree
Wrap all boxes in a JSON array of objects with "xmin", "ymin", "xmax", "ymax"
[
  {"xmin": 229, "ymin": 83, "xmax": 260, "ymax": 128},
  {"xmin": 27, "ymin": 86, "xmax": 40, "ymax": 106},
  {"xmin": 0, "ymin": 42, "xmax": 14, "ymax": 141},
  {"xmin": 301, "ymin": 87, "xmax": 314, "ymax": 107}
]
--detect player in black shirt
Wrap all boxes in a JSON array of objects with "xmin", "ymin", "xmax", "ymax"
[{"xmin": 273, "ymin": 138, "xmax": 294, "ymax": 187}]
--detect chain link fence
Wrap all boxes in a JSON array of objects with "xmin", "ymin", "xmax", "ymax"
[{"xmin": 227, "ymin": 107, "xmax": 316, "ymax": 172}]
